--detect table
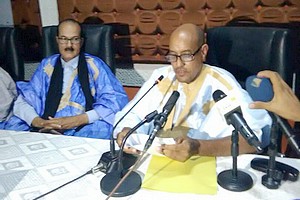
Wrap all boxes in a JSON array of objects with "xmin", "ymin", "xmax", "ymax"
[{"xmin": 0, "ymin": 130, "xmax": 299, "ymax": 200}]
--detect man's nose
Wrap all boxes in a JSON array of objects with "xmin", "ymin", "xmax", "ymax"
[
  {"xmin": 66, "ymin": 40, "xmax": 73, "ymax": 46},
  {"xmin": 174, "ymin": 56, "xmax": 184, "ymax": 67}
]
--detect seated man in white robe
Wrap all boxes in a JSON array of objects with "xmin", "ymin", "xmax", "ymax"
[{"xmin": 114, "ymin": 23, "xmax": 272, "ymax": 162}]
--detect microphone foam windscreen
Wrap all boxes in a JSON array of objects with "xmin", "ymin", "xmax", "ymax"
[
  {"xmin": 212, "ymin": 89, "xmax": 227, "ymax": 102},
  {"xmin": 246, "ymin": 75, "xmax": 274, "ymax": 102}
]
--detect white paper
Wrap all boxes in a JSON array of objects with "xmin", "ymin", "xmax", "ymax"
[{"xmin": 125, "ymin": 134, "xmax": 175, "ymax": 156}]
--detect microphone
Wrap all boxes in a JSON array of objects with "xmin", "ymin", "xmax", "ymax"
[
  {"xmin": 101, "ymin": 91, "xmax": 179, "ymax": 197},
  {"xmin": 246, "ymin": 75, "xmax": 300, "ymax": 155},
  {"xmin": 96, "ymin": 75, "xmax": 164, "ymax": 174},
  {"xmin": 100, "ymin": 110, "xmax": 159, "ymax": 197},
  {"xmin": 246, "ymin": 75, "xmax": 299, "ymax": 189},
  {"xmin": 144, "ymin": 90, "xmax": 180, "ymax": 151},
  {"xmin": 212, "ymin": 89, "xmax": 263, "ymax": 152},
  {"xmin": 214, "ymin": 90, "xmax": 256, "ymax": 191},
  {"xmin": 245, "ymin": 75, "xmax": 274, "ymax": 102},
  {"xmin": 117, "ymin": 110, "xmax": 158, "ymax": 171}
]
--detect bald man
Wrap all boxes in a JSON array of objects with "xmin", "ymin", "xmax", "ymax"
[{"xmin": 114, "ymin": 23, "xmax": 272, "ymax": 161}]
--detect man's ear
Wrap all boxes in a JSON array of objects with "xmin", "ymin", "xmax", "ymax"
[
  {"xmin": 55, "ymin": 36, "xmax": 59, "ymax": 45},
  {"xmin": 201, "ymin": 44, "xmax": 209, "ymax": 62},
  {"xmin": 80, "ymin": 38, "xmax": 84, "ymax": 48}
]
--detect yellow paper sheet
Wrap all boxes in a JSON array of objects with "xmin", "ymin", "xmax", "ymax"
[{"xmin": 142, "ymin": 155, "xmax": 217, "ymax": 194}]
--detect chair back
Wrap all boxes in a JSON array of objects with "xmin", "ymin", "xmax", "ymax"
[
  {"xmin": 206, "ymin": 26, "xmax": 298, "ymax": 94},
  {"xmin": 42, "ymin": 24, "xmax": 116, "ymax": 73},
  {"xmin": 0, "ymin": 27, "xmax": 24, "ymax": 81},
  {"xmin": 206, "ymin": 26, "xmax": 300, "ymax": 153}
]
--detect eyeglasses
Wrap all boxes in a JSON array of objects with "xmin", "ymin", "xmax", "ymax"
[
  {"xmin": 165, "ymin": 46, "xmax": 202, "ymax": 63},
  {"xmin": 57, "ymin": 36, "xmax": 82, "ymax": 44}
]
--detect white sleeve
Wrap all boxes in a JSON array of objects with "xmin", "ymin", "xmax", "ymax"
[
  {"xmin": 13, "ymin": 95, "xmax": 39, "ymax": 126},
  {"xmin": 113, "ymin": 66, "xmax": 171, "ymax": 137}
]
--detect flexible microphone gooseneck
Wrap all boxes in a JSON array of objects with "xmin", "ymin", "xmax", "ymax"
[
  {"xmin": 100, "ymin": 110, "xmax": 158, "ymax": 197},
  {"xmin": 101, "ymin": 90, "xmax": 179, "ymax": 198},
  {"xmin": 111, "ymin": 75, "xmax": 164, "ymax": 155},
  {"xmin": 117, "ymin": 110, "xmax": 158, "ymax": 171},
  {"xmin": 97, "ymin": 75, "xmax": 164, "ymax": 173}
]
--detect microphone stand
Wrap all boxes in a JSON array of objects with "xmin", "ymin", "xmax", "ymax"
[
  {"xmin": 275, "ymin": 114, "xmax": 300, "ymax": 156},
  {"xmin": 98, "ymin": 76, "xmax": 163, "ymax": 173},
  {"xmin": 250, "ymin": 113, "xmax": 299, "ymax": 188},
  {"xmin": 100, "ymin": 111, "xmax": 158, "ymax": 197},
  {"xmin": 218, "ymin": 129, "xmax": 253, "ymax": 191},
  {"xmin": 261, "ymin": 120, "xmax": 283, "ymax": 189}
]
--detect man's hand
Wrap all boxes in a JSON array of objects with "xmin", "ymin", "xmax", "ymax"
[
  {"xmin": 31, "ymin": 117, "xmax": 61, "ymax": 129},
  {"xmin": 47, "ymin": 114, "xmax": 88, "ymax": 129},
  {"xmin": 116, "ymin": 127, "xmax": 141, "ymax": 154},
  {"xmin": 31, "ymin": 114, "xmax": 89, "ymax": 134},
  {"xmin": 249, "ymin": 70, "xmax": 300, "ymax": 121},
  {"xmin": 157, "ymin": 137, "xmax": 200, "ymax": 162}
]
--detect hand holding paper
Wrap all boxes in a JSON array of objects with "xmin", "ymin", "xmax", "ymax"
[{"xmin": 125, "ymin": 134, "xmax": 175, "ymax": 156}]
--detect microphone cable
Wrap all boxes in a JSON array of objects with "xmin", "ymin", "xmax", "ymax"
[
  {"xmin": 92, "ymin": 75, "xmax": 164, "ymax": 175},
  {"xmin": 32, "ymin": 76, "xmax": 164, "ymax": 199},
  {"xmin": 31, "ymin": 167, "xmax": 97, "ymax": 200},
  {"xmin": 110, "ymin": 75, "xmax": 164, "ymax": 156},
  {"xmin": 32, "ymin": 144, "xmax": 144, "ymax": 200},
  {"xmin": 104, "ymin": 90, "xmax": 180, "ymax": 199},
  {"xmin": 105, "ymin": 149, "xmax": 149, "ymax": 200}
]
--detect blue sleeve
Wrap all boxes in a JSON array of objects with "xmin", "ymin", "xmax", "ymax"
[{"xmin": 87, "ymin": 55, "xmax": 128, "ymax": 126}]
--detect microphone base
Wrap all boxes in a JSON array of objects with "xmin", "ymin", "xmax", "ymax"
[
  {"xmin": 218, "ymin": 170, "xmax": 253, "ymax": 192},
  {"xmin": 97, "ymin": 151, "xmax": 138, "ymax": 174},
  {"xmin": 262, "ymin": 174, "xmax": 281, "ymax": 189},
  {"xmin": 100, "ymin": 170, "xmax": 142, "ymax": 197},
  {"xmin": 250, "ymin": 158, "xmax": 299, "ymax": 182}
]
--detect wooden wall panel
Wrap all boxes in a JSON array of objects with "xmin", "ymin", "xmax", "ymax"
[{"xmin": 11, "ymin": 0, "xmax": 300, "ymax": 63}]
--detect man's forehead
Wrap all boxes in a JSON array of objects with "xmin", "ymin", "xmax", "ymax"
[
  {"xmin": 169, "ymin": 40, "xmax": 197, "ymax": 52},
  {"xmin": 58, "ymin": 22, "xmax": 80, "ymax": 35},
  {"xmin": 59, "ymin": 22, "xmax": 80, "ymax": 31}
]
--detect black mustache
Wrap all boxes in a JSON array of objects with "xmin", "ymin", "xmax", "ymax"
[{"xmin": 64, "ymin": 47, "xmax": 74, "ymax": 51}]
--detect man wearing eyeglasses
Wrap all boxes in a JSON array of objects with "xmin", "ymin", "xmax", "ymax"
[
  {"xmin": 114, "ymin": 23, "xmax": 271, "ymax": 161},
  {"xmin": 3, "ymin": 19, "xmax": 128, "ymax": 139}
]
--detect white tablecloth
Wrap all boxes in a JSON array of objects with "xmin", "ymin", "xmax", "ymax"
[{"xmin": 0, "ymin": 130, "xmax": 299, "ymax": 200}]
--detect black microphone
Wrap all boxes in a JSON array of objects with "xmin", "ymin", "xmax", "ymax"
[
  {"xmin": 144, "ymin": 90, "xmax": 180, "ymax": 151},
  {"xmin": 117, "ymin": 110, "xmax": 158, "ymax": 171},
  {"xmin": 246, "ymin": 75, "xmax": 300, "ymax": 155},
  {"xmin": 276, "ymin": 115, "xmax": 300, "ymax": 155},
  {"xmin": 100, "ymin": 110, "xmax": 159, "ymax": 197},
  {"xmin": 96, "ymin": 75, "xmax": 164, "ymax": 174},
  {"xmin": 212, "ymin": 89, "xmax": 263, "ymax": 152}
]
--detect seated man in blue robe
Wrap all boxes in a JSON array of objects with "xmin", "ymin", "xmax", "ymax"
[{"xmin": 2, "ymin": 19, "xmax": 128, "ymax": 139}]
